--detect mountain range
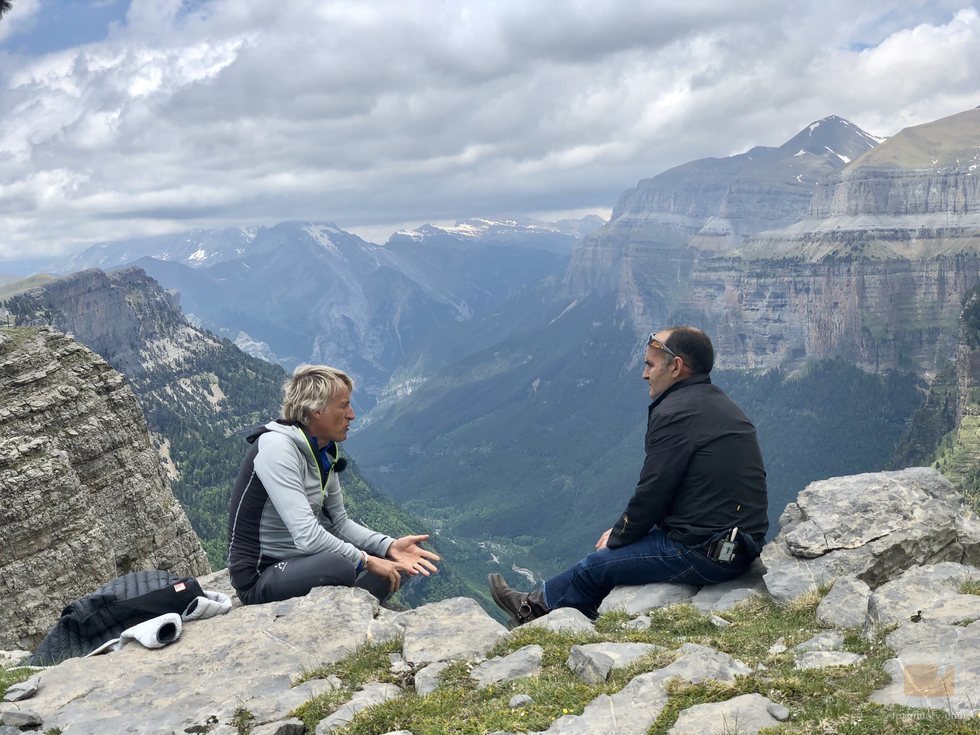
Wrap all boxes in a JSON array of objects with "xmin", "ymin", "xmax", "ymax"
[
  {"xmin": 7, "ymin": 107, "xmax": 980, "ymax": 591},
  {"xmin": 0, "ymin": 267, "xmax": 481, "ymax": 606},
  {"xmin": 44, "ymin": 217, "xmax": 599, "ymax": 409}
]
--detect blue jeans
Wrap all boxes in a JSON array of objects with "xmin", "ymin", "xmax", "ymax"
[{"xmin": 543, "ymin": 527, "xmax": 755, "ymax": 619}]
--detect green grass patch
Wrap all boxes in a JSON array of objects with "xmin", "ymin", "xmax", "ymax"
[
  {"xmin": 289, "ymin": 592, "xmax": 980, "ymax": 734},
  {"xmin": 0, "ymin": 666, "xmax": 35, "ymax": 700},
  {"xmin": 291, "ymin": 638, "xmax": 406, "ymax": 728},
  {"xmin": 960, "ymin": 580, "xmax": 980, "ymax": 596}
]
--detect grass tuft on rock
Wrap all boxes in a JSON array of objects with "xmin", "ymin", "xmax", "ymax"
[{"xmin": 290, "ymin": 591, "xmax": 980, "ymax": 734}]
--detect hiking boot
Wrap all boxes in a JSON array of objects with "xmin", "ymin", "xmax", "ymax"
[{"xmin": 487, "ymin": 573, "xmax": 548, "ymax": 626}]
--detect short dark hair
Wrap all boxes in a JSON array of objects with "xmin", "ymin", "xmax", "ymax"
[{"xmin": 664, "ymin": 326, "xmax": 714, "ymax": 374}]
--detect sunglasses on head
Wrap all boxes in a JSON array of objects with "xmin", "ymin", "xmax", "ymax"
[{"xmin": 647, "ymin": 333, "xmax": 680, "ymax": 361}]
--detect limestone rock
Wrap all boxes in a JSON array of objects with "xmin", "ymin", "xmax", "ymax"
[
  {"xmin": 13, "ymin": 586, "xmax": 380, "ymax": 734},
  {"xmin": 314, "ymin": 682, "xmax": 403, "ymax": 734},
  {"xmin": 667, "ymin": 693, "xmax": 783, "ymax": 734},
  {"xmin": 414, "ymin": 662, "xmax": 450, "ymax": 696},
  {"xmin": 509, "ymin": 694, "xmax": 533, "ymax": 708},
  {"xmin": 690, "ymin": 559, "xmax": 767, "ymax": 613},
  {"xmin": 625, "ymin": 615, "xmax": 652, "ymax": 631},
  {"xmin": 569, "ymin": 111, "xmax": 980, "ymax": 376},
  {"xmin": 252, "ymin": 720, "xmax": 305, "ymax": 735},
  {"xmin": 401, "ymin": 597, "xmax": 507, "ymax": 664},
  {"xmin": 470, "ymin": 645, "xmax": 543, "ymax": 689},
  {"xmin": 869, "ymin": 619, "xmax": 980, "ymax": 718},
  {"xmin": 2, "ymin": 676, "xmax": 39, "ymax": 702},
  {"xmin": 794, "ymin": 631, "xmax": 845, "ymax": 652},
  {"xmin": 524, "ymin": 607, "xmax": 595, "ymax": 634},
  {"xmin": 767, "ymin": 702, "xmax": 790, "ymax": 721},
  {"xmin": 816, "ymin": 575, "xmax": 871, "ymax": 629},
  {"xmin": 315, "ymin": 684, "xmax": 403, "ymax": 734},
  {"xmin": 0, "ymin": 708, "xmax": 42, "ymax": 728},
  {"xmin": 542, "ymin": 670, "xmax": 670, "ymax": 735},
  {"xmin": 542, "ymin": 644, "xmax": 750, "ymax": 734},
  {"xmin": 598, "ymin": 583, "xmax": 698, "ymax": 615},
  {"xmin": 663, "ymin": 643, "xmax": 752, "ymax": 683},
  {"xmin": 566, "ymin": 642, "xmax": 662, "ymax": 684},
  {"xmin": 866, "ymin": 562, "xmax": 980, "ymax": 630},
  {"xmin": 762, "ymin": 468, "xmax": 979, "ymax": 604},
  {"xmin": 0, "ymin": 326, "xmax": 209, "ymax": 651}
]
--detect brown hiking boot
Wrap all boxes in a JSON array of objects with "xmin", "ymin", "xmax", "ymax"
[{"xmin": 487, "ymin": 573, "xmax": 548, "ymax": 626}]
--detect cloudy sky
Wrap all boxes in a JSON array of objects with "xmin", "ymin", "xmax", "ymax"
[{"xmin": 1, "ymin": 0, "xmax": 979, "ymax": 262}]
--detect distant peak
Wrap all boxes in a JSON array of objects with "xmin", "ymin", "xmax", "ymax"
[{"xmin": 779, "ymin": 116, "xmax": 882, "ymax": 161}]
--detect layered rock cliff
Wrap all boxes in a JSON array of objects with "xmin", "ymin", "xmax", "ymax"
[
  {"xmin": 565, "ymin": 108, "xmax": 980, "ymax": 375},
  {"xmin": 0, "ymin": 326, "xmax": 210, "ymax": 650},
  {"xmin": 933, "ymin": 285, "xmax": 980, "ymax": 502}
]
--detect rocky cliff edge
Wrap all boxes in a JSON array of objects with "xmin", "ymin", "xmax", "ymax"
[
  {"xmin": 0, "ymin": 326, "xmax": 210, "ymax": 651},
  {"xmin": 3, "ymin": 467, "xmax": 980, "ymax": 734}
]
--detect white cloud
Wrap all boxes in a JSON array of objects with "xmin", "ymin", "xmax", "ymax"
[
  {"xmin": 1, "ymin": 0, "xmax": 979, "ymax": 260},
  {"xmin": 0, "ymin": 0, "xmax": 41, "ymax": 43}
]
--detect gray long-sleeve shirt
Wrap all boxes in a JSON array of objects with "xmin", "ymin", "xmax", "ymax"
[{"xmin": 228, "ymin": 421, "xmax": 394, "ymax": 593}]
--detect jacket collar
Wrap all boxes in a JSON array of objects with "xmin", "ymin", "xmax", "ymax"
[{"xmin": 649, "ymin": 373, "xmax": 711, "ymax": 410}]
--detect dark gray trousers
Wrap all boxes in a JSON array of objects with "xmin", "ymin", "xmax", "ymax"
[{"xmin": 238, "ymin": 550, "xmax": 394, "ymax": 605}]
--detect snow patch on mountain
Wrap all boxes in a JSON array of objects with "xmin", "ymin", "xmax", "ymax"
[{"xmin": 304, "ymin": 224, "xmax": 340, "ymax": 254}]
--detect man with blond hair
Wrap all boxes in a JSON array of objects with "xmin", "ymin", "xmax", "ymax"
[
  {"xmin": 228, "ymin": 364, "xmax": 439, "ymax": 605},
  {"xmin": 489, "ymin": 326, "xmax": 767, "ymax": 624}
]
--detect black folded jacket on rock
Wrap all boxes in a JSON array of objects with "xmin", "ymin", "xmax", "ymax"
[{"xmin": 27, "ymin": 570, "xmax": 204, "ymax": 666}]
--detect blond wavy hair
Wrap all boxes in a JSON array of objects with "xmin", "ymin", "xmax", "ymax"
[{"xmin": 281, "ymin": 364, "xmax": 354, "ymax": 423}]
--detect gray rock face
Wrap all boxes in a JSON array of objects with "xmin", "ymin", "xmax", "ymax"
[
  {"xmin": 0, "ymin": 327, "xmax": 209, "ymax": 650},
  {"xmin": 1, "ymin": 676, "xmax": 39, "ymax": 702},
  {"xmin": 866, "ymin": 562, "xmax": 980, "ymax": 630},
  {"xmin": 762, "ymin": 468, "xmax": 980, "ymax": 604},
  {"xmin": 870, "ymin": 618, "xmax": 980, "ymax": 718},
  {"xmin": 470, "ymin": 645, "xmax": 543, "ymax": 689},
  {"xmin": 565, "ymin": 110, "xmax": 980, "ymax": 377},
  {"xmin": 566, "ymin": 642, "xmax": 663, "ymax": 684},
  {"xmin": 691, "ymin": 560, "xmax": 767, "ymax": 613},
  {"xmin": 413, "ymin": 662, "xmax": 450, "ymax": 696},
  {"xmin": 816, "ymin": 576, "xmax": 871, "ymax": 628},
  {"xmin": 524, "ymin": 608, "xmax": 595, "ymax": 634},
  {"xmin": 794, "ymin": 631, "xmax": 845, "ymax": 652},
  {"xmin": 597, "ymin": 582, "xmax": 698, "ymax": 615},
  {"xmin": 543, "ymin": 644, "xmax": 750, "ymax": 735},
  {"xmin": 400, "ymin": 597, "xmax": 507, "ymax": 664},
  {"xmin": 667, "ymin": 693, "xmax": 783, "ymax": 735},
  {"xmin": 14, "ymin": 587, "xmax": 379, "ymax": 735},
  {"xmin": 314, "ymin": 682, "xmax": 403, "ymax": 734}
]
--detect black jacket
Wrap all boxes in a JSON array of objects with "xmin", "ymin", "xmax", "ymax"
[
  {"xmin": 607, "ymin": 374, "xmax": 768, "ymax": 549},
  {"xmin": 27, "ymin": 570, "xmax": 203, "ymax": 665}
]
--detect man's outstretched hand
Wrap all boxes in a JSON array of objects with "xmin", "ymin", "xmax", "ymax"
[{"xmin": 387, "ymin": 534, "xmax": 441, "ymax": 576}]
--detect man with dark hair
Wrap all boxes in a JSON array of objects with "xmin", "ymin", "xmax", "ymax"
[{"xmin": 488, "ymin": 326, "xmax": 767, "ymax": 623}]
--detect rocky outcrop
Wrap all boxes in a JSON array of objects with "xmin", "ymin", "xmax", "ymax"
[
  {"xmin": 0, "ymin": 326, "xmax": 210, "ymax": 650},
  {"xmin": 4, "ymin": 467, "xmax": 980, "ymax": 733},
  {"xmin": 933, "ymin": 285, "xmax": 980, "ymax": 501},
  {"xmin": 564, "ymin": 108, "xmax": 980, "ymax": 375},
  {"xmin": 761, "ymin": 467, "xmax": 980, "ymax": 604},
  {"xmin": 5, "ymin": 267, "xmax": 185, "ymax": 376}
]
